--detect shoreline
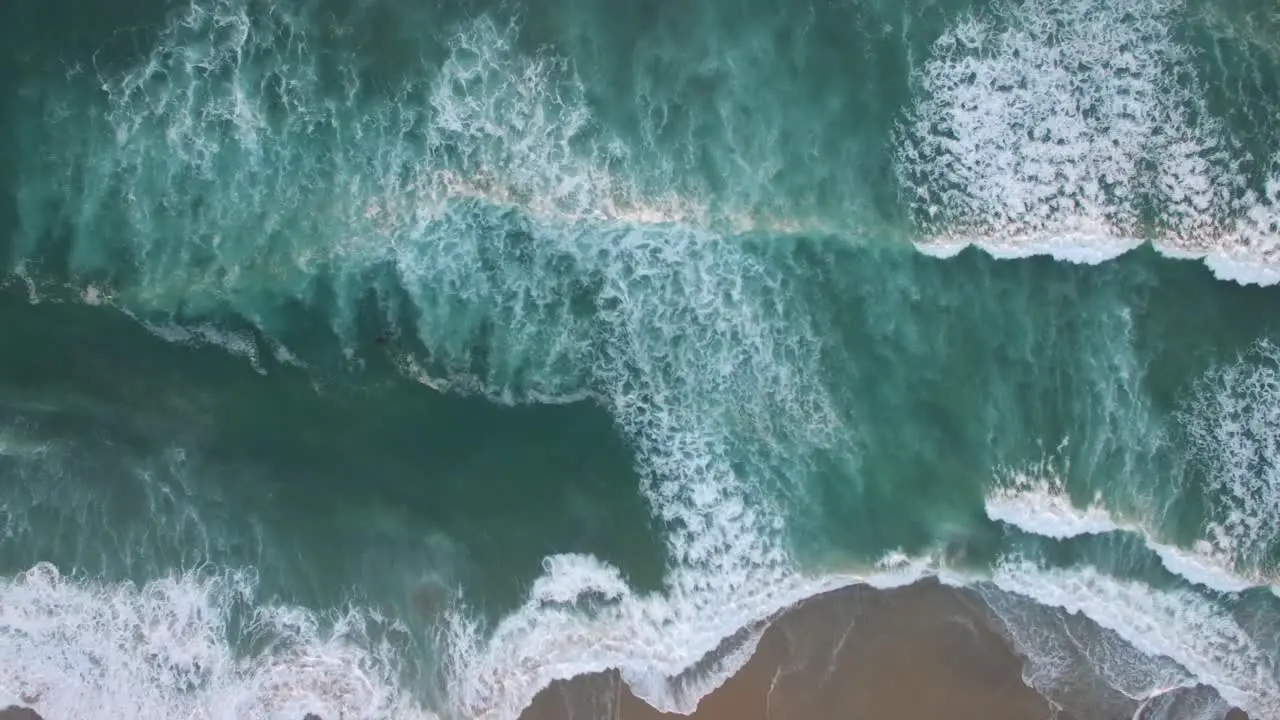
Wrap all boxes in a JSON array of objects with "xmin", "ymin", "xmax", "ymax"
[
  {"xmin": 519, "ymin": 578, "xmax": 1252, "ymax": 720},
  {"xmin": 521, "ymin": 579, "xmax": 1061, "ymax": 720},
  {"xmin": 0, "ymin": 571, "xmax": 1258, "ymax": 719}
]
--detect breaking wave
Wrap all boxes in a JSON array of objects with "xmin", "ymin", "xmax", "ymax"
[
  {"xmin": 2, "ymin": 0, "xmax": 1279, "ymax": 718},
  {"xmin": 895, "ymin": 0, "xmax": 1280, "ymax": 284}
]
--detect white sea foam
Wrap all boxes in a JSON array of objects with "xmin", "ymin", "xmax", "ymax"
[
  {"xmin": 986, "ymin": 472, "xmax": 1120, "ymax": 540},
  {"xmin": 12, "ymin": 2, "xmax": 1280, "ymax": 719},
  {"xmin": 339, "ymin": 20, "xmax": 858, "ymax": 715},
  {"xmin": 445, "ymin": 548, "xmax": 1275, "ymax": 719},
  {"xmin": 1203, "ymin": 255, "xmax": 1280, "ymax": 287},
  {"xmin": 441, "ymin": 558, "xmax": 821, "ymax": 718},
  {"xmin": 1180, "ymin": 340, "xmax": 1280, "ymax": 587},
  {"xmin": 1135, "ymin": 687, "xmax": 1234, "ymax": 720},
  {"xmin": 985, "ymin": 471, "xmax": 1263, "ymax": 594},
  {"xmin": 986, "ymin": 558, "xmax": 1280, "ymax": 719},
  {"xmin": 0, "ymin": 428, "xmax": 52, "ymax": 461},
  {"xmin": 896, "ymin": 0, "xmax": 1280, "ymax": 284},
  {"xmin": 415, "ymin": 214, "xmax": 851, "ymax": 717},
  {"xmin": 985, "ymin": 340, "xmax": 1280, "ymax": 601},
  {"xmin": 130, "ymin": 316, "xmax": 267, "ymax": 374},
  {"xmin": 438, "ymin": 547, "xmax": 968, "ymax": 719},
  {"xmin": 0, "ymin": 554, "xmax": 951, "ymax": 720},
  {"xmin": 0, "ymin": 563, "xmax": 435, "ymax": 720},
  {"xmin": 48, "ymin": 6, "xmax": 853, "ymax": 717},
  {"xmin": 1146, "ymin": 544, "xmax": 1254, "ymax": 595}
]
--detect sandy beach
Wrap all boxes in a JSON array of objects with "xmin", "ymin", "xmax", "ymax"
[
  {"xmin": 521, "ymin": 579, "xmax": 1063, "ymax": 720},
  {"xmin": 0, "ymin": 579, "xmax": 1254, "ymax": 720},
  {"xmin": 521, "ymin": 580, "xmax": 1255, "ymax": 720}
]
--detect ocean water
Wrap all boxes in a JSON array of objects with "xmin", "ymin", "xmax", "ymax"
[{"xmin": 1, "ymin": 0, "xmax": 1279, "ymax": 718}]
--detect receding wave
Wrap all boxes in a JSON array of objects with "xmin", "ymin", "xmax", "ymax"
[{"xmin": 982, "ymin": 559, "xmax": 1279, "ymax": 719}]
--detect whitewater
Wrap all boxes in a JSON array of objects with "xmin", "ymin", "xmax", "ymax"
[{"xmin": 1, "ymin": 0, "xmax": 1279, "ymax": 718}]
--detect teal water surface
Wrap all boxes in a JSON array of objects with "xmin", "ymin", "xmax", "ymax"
[{"xmin": 2, "ymin": 0, "xmax": 1280, "ymax": 718}]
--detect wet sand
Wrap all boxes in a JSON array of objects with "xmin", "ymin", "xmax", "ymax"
[
  {"xmin": 521, "ymin": 579, "xmax": 1064, "ymax": 720},
  {"xmin": 521, "ymin": 579, "xmax": 1256, "ymax": 720},
  {"xmin": 0, "ymin": 578, "xmax": 1251, "ymax": 720}
]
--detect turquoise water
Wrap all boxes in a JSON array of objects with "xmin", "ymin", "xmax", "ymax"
[{"xmin": 1, "ymin": 0, "xmax": 1279, "ymax": 718}]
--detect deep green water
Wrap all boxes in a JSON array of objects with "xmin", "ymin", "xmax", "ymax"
[{"xmin": 1, "ymin": 0, "xmax": 1280, "ymax": 718}]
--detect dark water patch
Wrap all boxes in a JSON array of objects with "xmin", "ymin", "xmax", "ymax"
[
  {"xmin": 0, "ymin": 292, "xmax": 666, "ymax": 617},
  {"xmin": 1129, "ymin": 246, "xmax": 1280, "ymax": 416}
]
